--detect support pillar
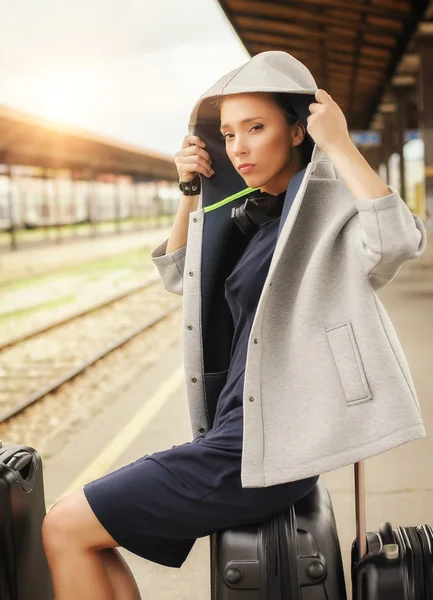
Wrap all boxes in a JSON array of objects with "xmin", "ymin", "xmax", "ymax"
[
  {"xmin": 153, "ymin": 182, "xmax": 160, "ymax": 228},
  {"xmin": 54, "ymin": 171, "xmax": 62, "ymax": 244},
  {"xmin": 6, "ymin": 163, "xmax": 17, "ymax": 251},
  {"xmin": 19, "ymin": 172, "xmax": 27, "ymax": 228},
  {"xmin": 133, "ymin": 180, "xmax": 140, "ymax": 229},
  {"xmin": 417, "ymin": 24, "xmax": 433, "ymax": 226},
  {"xmin": 86, "ymin": 169, "xmax": 97, "ymax": 237},
  {"xmin": 115, "ymin": 175, "xmax": 122, "ymax": 234},
  {"xmin": 393, "ymin": 84, "xmax": 413, "ymax": 204},
  {"xmin": 42, "ymin": 168, "xmax": 50, "ymax": 240},
  {"xmin": 376, "ymin": 123, "xmax": 387, "ymax": 182},
  {"xmin": 381, "ymin": 112, "xmax": 395, "ymax": 185},
  {"xmin": 71, "ymin": 171, "xmax": 78, "ymax": 238}
]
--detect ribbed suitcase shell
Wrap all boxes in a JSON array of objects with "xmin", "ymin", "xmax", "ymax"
[
  {"xmin": 210, "ymin": 481, "xmax": 347, "ymax": 599},
  {"xmin": 352, "ymin": 522, "xmax": 433, "ymax": 599},
  {"xmin": 0, "ymin": 442, "xmax": 53, "ymax": 600}
]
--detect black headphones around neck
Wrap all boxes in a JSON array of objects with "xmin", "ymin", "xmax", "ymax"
[{"xmin": 231, "ymin": 193, "xmax": 285, "ymax": 236}]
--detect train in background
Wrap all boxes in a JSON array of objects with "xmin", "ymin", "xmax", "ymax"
[
  {"xmin": 2, "ymin": 146, "xmax": 426, "ymax": 232},
  {"xmin": 0, "ymin": 166, "xmax": 179, "ymax": 230}
]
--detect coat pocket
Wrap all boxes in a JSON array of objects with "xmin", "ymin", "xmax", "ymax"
[{"xmin": 325, "ymin": 321, "xmax": 373, "ymax": 406}]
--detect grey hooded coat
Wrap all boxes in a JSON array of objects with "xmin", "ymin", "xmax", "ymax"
[{"xmin": 150, "ymin": 51, "xmax": 428, "ymax": 488}]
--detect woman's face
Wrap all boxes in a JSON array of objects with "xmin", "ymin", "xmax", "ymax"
[{"xmin": 219, "ymin": 92, "xmax": 305, "ymax": 196}]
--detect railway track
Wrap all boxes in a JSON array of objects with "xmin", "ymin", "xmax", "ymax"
[{"xmin": 0, "ymin": 279, "xmax": 182, "ymax": 423}]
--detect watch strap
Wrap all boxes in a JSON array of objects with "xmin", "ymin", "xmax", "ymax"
[{"xmin": 179, "ymin": 174, "xmax": 201, "ymax": 195}]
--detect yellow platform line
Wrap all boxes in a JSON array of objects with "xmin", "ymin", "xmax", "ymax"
[{"xmin": 48, "ymin": 366, "xmax": 185, "ymax": 511}]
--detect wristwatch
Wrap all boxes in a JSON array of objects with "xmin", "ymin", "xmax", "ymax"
[{"xmin": 179, "ymin": 174, "xmax": 201, "ymax": 196}]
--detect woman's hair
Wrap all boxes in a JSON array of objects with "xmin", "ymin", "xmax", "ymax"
[
  {"xmin": 268, "ymin": 93, "xmax": 313, "ymax": 168},
  {"xmin": 211, "ymin": 92, "xmax": 313, "ymax": 168}
]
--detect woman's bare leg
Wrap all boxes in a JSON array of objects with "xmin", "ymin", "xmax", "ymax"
[
  {"xmin": 100, "ymin": 548, "xmax": 141, "ymax": 599},
  {"xmin": 42, "ymin": 489, "xmax": 141, "ymax": 600}
]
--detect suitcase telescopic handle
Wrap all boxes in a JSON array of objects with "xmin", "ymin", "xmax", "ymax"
[{"xmin": 354, "ymin": 461, "xmax": 367, "ymax": 559}]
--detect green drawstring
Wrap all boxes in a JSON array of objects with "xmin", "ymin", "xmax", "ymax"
[{"xmin": 203, "ymin": 187, "xmax": 259, "ymax": 213}]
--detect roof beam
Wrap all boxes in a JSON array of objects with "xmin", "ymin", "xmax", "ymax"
[
  {"xmin": 280, "ymin": 0, "xmax": 410, "ymax": 17},
  {"xmin": 245, "ymin": 39, "xmax": 385, "ymax": 77},
  {"xmin": 226, "ymin": 0, "xmax": 404, "ymax": 34},
  {"xmin": 233, "ymin": 15, "xmax": 396, "ymax": 51}
]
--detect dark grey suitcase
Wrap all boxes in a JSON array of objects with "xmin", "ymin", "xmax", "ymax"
[
  {"xmin": 0, "ymin": 441, "xmax": 54, "ymax": 600},
  {"xmin": 352, "ymin": 461, "xmax": 433, "ymax": 599},
  {"xmin": 210, "ymin": 480, "xmax": 347, "ymax": 599}
]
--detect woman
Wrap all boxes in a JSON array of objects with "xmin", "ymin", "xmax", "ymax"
[{"xmin": 42, "ymin": 51, "xmax": 427, "ymax": 599}]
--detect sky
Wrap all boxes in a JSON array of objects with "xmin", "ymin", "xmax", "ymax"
[{"xmin": 0, "ymin": 0, "xmax": 249, "ymax": 157}]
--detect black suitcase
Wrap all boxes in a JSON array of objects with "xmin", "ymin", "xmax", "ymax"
[
  {"xmin": 210, "ymin": 480, "xmax": 347, "ymax": 599},
  {"xmin": 0, "ymin": 441, "xmax": 54, "ymax": 600},
  {"xmin": 352, "ymin": 461, "xmax": 433, "ymax": 599}
]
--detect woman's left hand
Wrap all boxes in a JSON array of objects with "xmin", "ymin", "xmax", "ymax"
[{"xmin": 307, "ymin": 89, "xmax": 351, "ymax": 155}]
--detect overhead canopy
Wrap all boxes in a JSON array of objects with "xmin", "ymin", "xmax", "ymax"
[
  {"xmin": 0, "ymin": 104, "xmax": 178, "ymax": 181},
  {"xmin": 217, "ymin": 0, "xmax": 430, "ymax": 130}
]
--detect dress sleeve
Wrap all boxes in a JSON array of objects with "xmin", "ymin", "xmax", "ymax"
[
  {"xmin": 150, "ymin": 238, "xmax": 186, "ymax": 296},
  {"xmin": 352, "ymin": 185, "xmax": 427, "ymax": 290}
]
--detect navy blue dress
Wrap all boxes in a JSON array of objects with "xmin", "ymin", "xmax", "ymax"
[{"xmin": 83, "ymin": 199, "xmax": 319, "ymax": 569}]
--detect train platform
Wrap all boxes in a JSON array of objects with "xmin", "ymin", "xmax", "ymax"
[
  {"xmin": 2, "ymin": 218, "xmax": 431, "ymax": 289},
  {"xmin": 40, "ymin": 250, "xmax": 433, "ymax": 599},
  {"xmin": 0, "ymin": 226, "xmax": 173, "ymax": 286}
]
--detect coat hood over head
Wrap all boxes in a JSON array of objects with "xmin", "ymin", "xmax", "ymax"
[{"xmin": 188, "ymin": 51, "xmax": 319, "ymax": 208}]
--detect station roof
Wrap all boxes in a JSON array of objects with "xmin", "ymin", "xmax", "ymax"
[
  {"xmin": 0, "ymin": 105, "xmax": 178, "ymax": 181},
  {"xmin": 217, "ymin": 0, "xmax": 430, "ymax": 130}
]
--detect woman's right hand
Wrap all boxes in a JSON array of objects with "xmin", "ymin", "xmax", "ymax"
[{"xmin": 175, "ymin": 135, "xmax": 215, "ymax": 183}]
